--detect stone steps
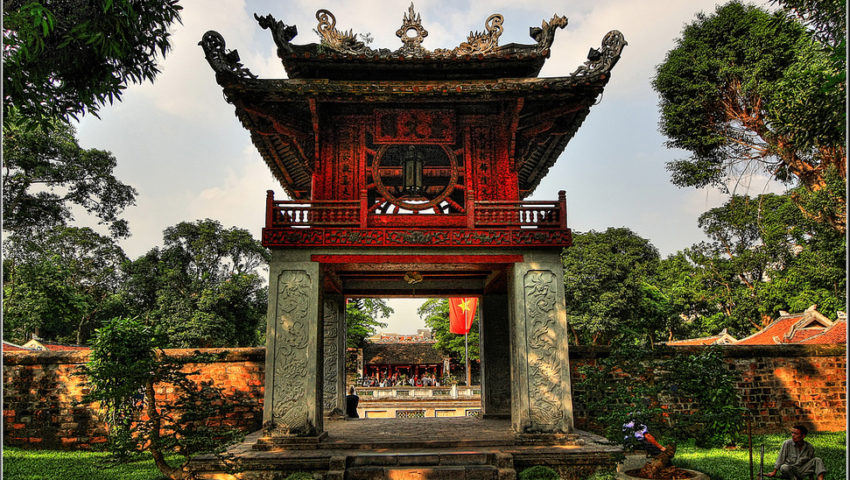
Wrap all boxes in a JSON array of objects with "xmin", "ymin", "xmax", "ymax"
[{"xmin": 326, "ymin": 451, "xmax": 516, "ymax": 480}]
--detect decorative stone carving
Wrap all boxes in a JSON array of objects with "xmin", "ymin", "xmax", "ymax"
[
  {"xmin": 523, "ymin": 270, "xmax": 564, "ymax": 428},
  {"xmin": 315, "ymin": 9, "xmax": 369, "ymax": 54},
  {"xmin": 255, "ymin": 13, "xmax": 298, "ymax": 52},
  {"xmin": 396, "ymin": 3, "xmax": 428, "ymax": 56},
  {"xmin": 323, "ymin": 299, "xmax": 341, "ymax": 413},
  {"xmin": 199, "ymin": 31, "xmax": 257, "ymax": 79},
  {"xmin": 571, "ymin": 30, "xmax": 627, "ymax": 77},
  {"xmin": 529, "ymin": 14, "xmax": 567, "ymax": 52},
  {"xmin": 269, "ymin": 270, "xmax": 313, "ymax": 435},
  {"xmin": 279, "ymin": 6, "xmax": 567, "ymax": 59}
]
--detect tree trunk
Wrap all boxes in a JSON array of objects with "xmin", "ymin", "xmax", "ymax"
[{"xmin": 145, "ymin": 380, "xmax": 194, "ymax": 480}]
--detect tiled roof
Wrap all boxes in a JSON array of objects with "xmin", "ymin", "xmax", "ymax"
[
  {"xmin": 666, "ymin": 330, "xmax": 736, "ymax": 346},
  {"xmin": 22, "ymin": 339, "xmax": 90, "ymax": 351},
  {"xmin": 364, "ymin": 342, "xmax": 447, "ymax": 365},
  {"xmin": 736, "ymin": 315, "xmax": 804, "ymax": 345},
  {"xmin": 41, "ymin": 343, "xmax": 90, "ymax": 351},
  {"xmin": 798, "ymin": 319, "xmax": 847, "ymax": 344},
  {"xmin": 3, "ymin": 342, "xmax": 27, "ymax": 352},
  {"xmin": 667, "ymin": 337, "xmax": 723, "ymax": 346},
  {"xmin": 736, "ymin": 307, "xmax": 836, "ymax": 345}
]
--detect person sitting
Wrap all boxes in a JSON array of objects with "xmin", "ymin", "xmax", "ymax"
[
  {"xmin": 345, "ymin": 387, "xmax": 360, "ymax": 419},
  {"xmin": 765, "ymin": 425, "xmax": 826, "ymax": 480}
]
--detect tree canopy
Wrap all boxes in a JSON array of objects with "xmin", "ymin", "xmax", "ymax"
[
  {"xmin": 3, "ymin": 111, "xmax": 137, "ymax": 238},
  {"xmin": 121, "ymin": 219, "xmax": 269, "ymax": 348},
  {"xmin": 3, "ymin": 226, "xmax": 128, "ymax": 344},
  {"xmin": 653, "ymin": 1, "xmax": 846, "ymax": 231},
  {"xmin": 3, "ymin": 0, "xmax": 182, "ymax": 125},
  {"xmin": 418, "ymin": 298, "xmax": 479, "ymax": 362},
  {"xmin": 345, "ymin": 298, "xmax": 392, "ymax": 348},
  {"xmin": 668, "ymin": 193, "xmax": 846, "ymax": 336},
  {"xmin": 562, "ymin": 228, "xmax": 670, "ymax": 345}
]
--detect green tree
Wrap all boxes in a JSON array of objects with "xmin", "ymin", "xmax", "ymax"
[
  {"xmin": 122, "ymin": 219, "xmax": 269, "ymax": 348},
  {"xmin": 662, "ymin": 193, "xmax": 845, "ymax": 338},
  {"xmin": 653, "ymin": 1, "xmax": 846, "ymax": 231},
  {"xmin": 417, "ymin": 298, "xmax": 479, "ymax": 362},
  {"xmin": 561, "ymin": 228, "xmax": 669, "ymax": 345},
  {"xmin": 3, "ymin": 0, "xmax": 182, "ymax": 125},
  {"xmin": 345, "ymin": 298, "xmax": 392, "ymax": 348},
  {"xmin": 82, "ymin": 317, "xmax": 244, "ymax": 478},
  {"xmin": 2, "ymin": 112, "xmax": 136, "ymax": 238},
  {"xmin": 3, "ymin": 226, "xmax": 128, "ymax": 344}
]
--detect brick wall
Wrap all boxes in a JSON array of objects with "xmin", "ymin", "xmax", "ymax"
[
  {"xmin": 569, "ymin": 344, "xmax": 846, "ymax": 434},
  {"xmin": 3, "ymin": 345, "xmax": 844, "ymax": 449},
  {"xmin": 3, "ymin": 348, "xmax": 264, "ymax": 449}
]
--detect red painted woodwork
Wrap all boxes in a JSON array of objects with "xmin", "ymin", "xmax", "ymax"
[
  {"xmin": 310, "ymin": 255, "xmax": 524, "ymax": 264},
  {"xmin": 261, "ymin": 98, "xmax": 569, "ymax": 249},
  {"xmin": 262, "ymin": 225, "xmax": 572, "ymax": 248}
]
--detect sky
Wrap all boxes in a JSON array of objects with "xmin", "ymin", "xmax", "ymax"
[{"xmin": 73, "ymin": 0, "xmax": 783, "ymax": 335}]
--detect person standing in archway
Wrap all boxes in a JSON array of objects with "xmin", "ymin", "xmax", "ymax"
[{"xmin": 345, "ymin": 387, "xmax": 360, "ymax": 419}]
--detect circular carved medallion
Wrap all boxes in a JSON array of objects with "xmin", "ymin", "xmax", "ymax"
[{"xmin": 373, "ymin": 144, "xmax": 458, "ymax": 211}]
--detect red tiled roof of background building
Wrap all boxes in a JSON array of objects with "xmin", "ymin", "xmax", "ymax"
[
  {"xmin": 798, "ymin": 319, "xmax": 847, "ymax": 345},
  {"xmin": 3, "ymin": 341, "xmax": 28, "ymax": 351},
  {"xmin": 736, "ymin": 306, "xmax": 837, "ymax": 345},
  {"xmin": 22, "ymin": 338, "xmax": 90, "ymax": 351},
  {"xmin": 736, "ymin": 315, "xmax": 805, "ymax": 345},
  {"xmin": 41, "ymin": 343, "xmax": 90, "ymax": 351},
  {"xmin": 666, "ymin": 329, "xmax": 737, "ymax": 346}
]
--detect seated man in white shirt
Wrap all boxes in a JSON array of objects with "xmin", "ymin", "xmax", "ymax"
[{"xmin": 765, "ymin": 425, "xmax": 826, "ymax": 480}]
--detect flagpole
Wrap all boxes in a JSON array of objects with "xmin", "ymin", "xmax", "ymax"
[{"xmin": 465, "ymin": 331, "xmax": 470, "ymax": 386}]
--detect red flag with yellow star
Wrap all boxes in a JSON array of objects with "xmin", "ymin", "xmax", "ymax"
[{"xmin": 448, "ymin": 297, "xmax": 478, "ymax": 334}]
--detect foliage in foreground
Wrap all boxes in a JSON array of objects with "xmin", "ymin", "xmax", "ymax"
[
  {"xmin": 518, "ymin": 465, "xmax": 560, "ymax": 480},
  {"xmin": 3, "ymin": 0, "xmax": 182, "ymax": 125},
  {"xmin": 82, "ymin": 317, "xmax": 246, "ymax": 479},
  {"xmin": 674, "ymin": 431, "xmax": 846, "ymax": 480}
]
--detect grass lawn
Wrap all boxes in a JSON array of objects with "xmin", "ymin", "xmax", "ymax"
[
  {"xmin": 2, "ymin": 447, "xmax": 174, "ymax": 480},
  {"xmin": 674, "ymin": 431, "xmax": 846, "ymax": 480}
]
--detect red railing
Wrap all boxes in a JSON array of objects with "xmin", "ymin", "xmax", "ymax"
[{"xmin": 265, "ymin": 190, "xmax": 567, "ymax": 230}]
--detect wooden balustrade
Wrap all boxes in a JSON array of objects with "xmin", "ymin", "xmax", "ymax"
[{"xmin": 265, "ymin": 191, "xmax": 567, "ymax": 230}]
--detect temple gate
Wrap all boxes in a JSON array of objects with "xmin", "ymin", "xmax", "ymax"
[{"xmin": 202, "ymin": 5, "xmax": 625, "ymax": 442}]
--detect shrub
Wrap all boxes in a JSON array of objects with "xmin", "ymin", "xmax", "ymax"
[
  {"xmin": 519, "ymin": 465, "xmax": 560, "ymax": 480},
  {"xmin": 576, "ymin": 344, "xmax": 744, "ymax": 448},
  {"xmin": 81, "ymin": 317, "xmax": 245, "ymax": 479}
]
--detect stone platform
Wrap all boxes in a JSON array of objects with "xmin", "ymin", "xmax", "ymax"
[{"xmin": 191, "ymin": 417, "xmax": 621, "ymax": 479}]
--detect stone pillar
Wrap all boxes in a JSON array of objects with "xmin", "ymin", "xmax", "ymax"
[
  {"xmin": 323, "ymin": 295, "xmax": 346, "ymax": 417},
  {"xmin": 508, "ymin": 253, "xmax": 574, "ymax": 434},
  {"xmin": 480, "ymin": 293, "xmax": 511, "ymax": 418},
  {"xmin": 263, "ymin": 258, "xmax": 324, "ymax": 437}
]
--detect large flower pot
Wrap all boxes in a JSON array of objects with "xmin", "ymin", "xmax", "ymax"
[{"xmin": 619, "ymin": 468, "xmax": 709, "ymax": 480}]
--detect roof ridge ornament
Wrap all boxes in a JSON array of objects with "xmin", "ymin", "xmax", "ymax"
[
  {"xmin": 570, "ymin": 30, "xmax": 627, "ymax": 77},
  {"xmin": 530, "ymin": 14, "xmax": 568, "ymax": 52},
  {"xmin": 396, "ymin": 3, "xmax": 429, "ymax": 56},
  {"xmin": 315, "ymin": 9, "xmax": 370, "ymax": 54},
  {"xmin": 199, "ymin": 31, "xmax": 257, "ymax": 80}
]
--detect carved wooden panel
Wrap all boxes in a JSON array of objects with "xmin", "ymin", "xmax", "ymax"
[
  {"xmin": 374, "ymin": 109, "xmax": 455, "ymax": 144},
  {"xmin": 334, "ymin": 124, "xmax": 360, "ymax": 200},
  {"xmin": 522, "ymin": 270, "xmax": 564, "ymax": 428},
  {"xmin": 271, "ymin": 270, "xmax": 313, "ymax": 434},
  {"xmin": 263, "ymin": 227, "xmax": 572, "ymax": 247}
]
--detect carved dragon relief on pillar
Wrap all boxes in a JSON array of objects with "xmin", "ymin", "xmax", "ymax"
[
  {"xmin": 523, "ymin": 270, "xmax": 565, "ymax": 430},
  {"xmin": 322, "ymin": 299, "xmax": 342, "ymax": 414},
  {"xmin": 269, "ymin": 270, "xmax": 314, "ymax": 436}
]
